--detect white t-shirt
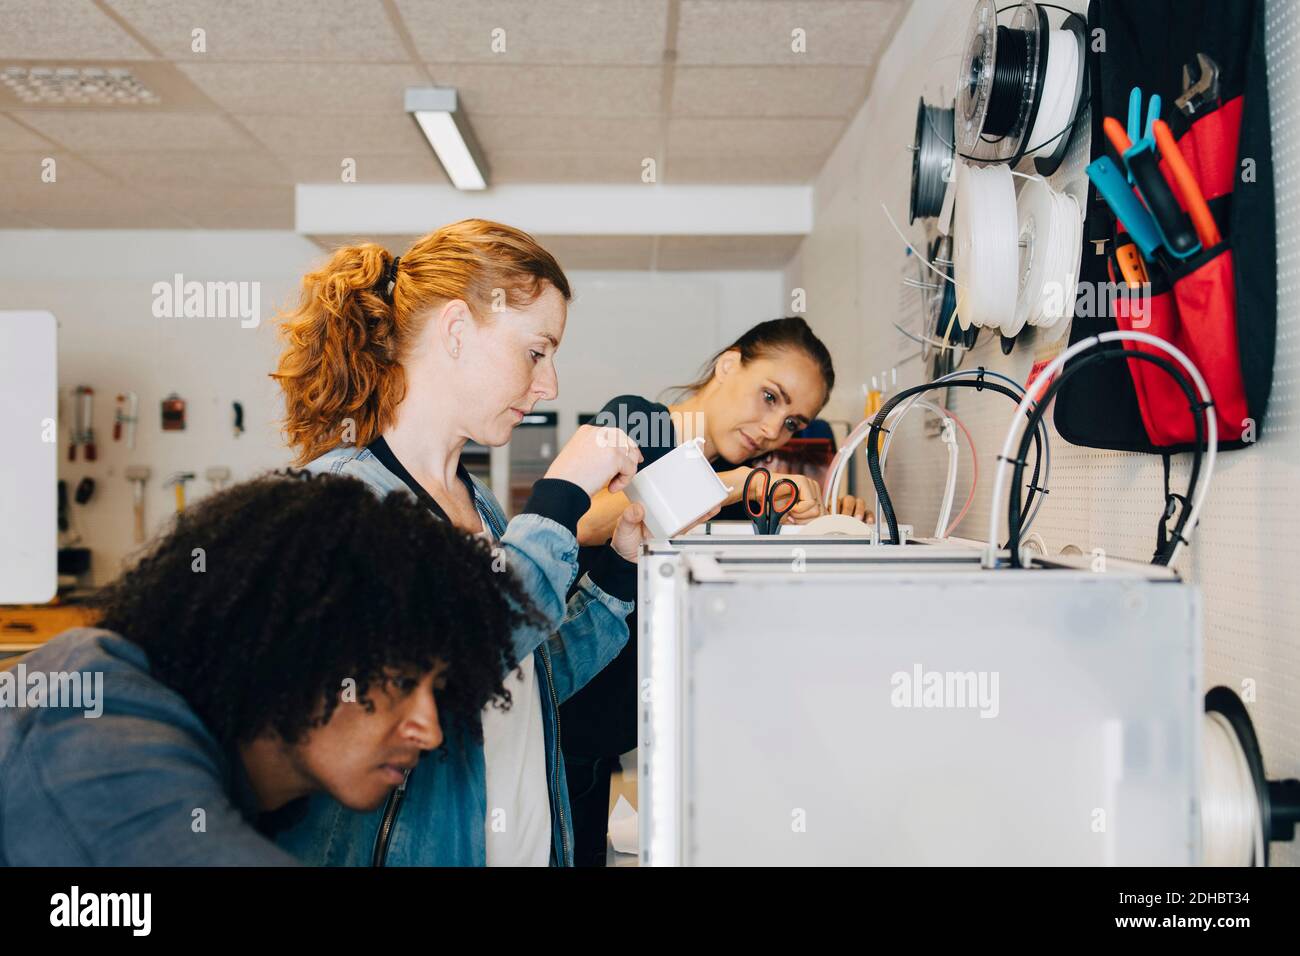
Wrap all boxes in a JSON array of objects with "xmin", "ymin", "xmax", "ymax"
[{"xmin": 476, "ymin": 518, "xmax": 553, "ymax": 866}]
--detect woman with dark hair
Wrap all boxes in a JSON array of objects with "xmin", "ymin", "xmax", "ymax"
[
  {"xmin": 271, "ymin": 218, "xmax": 647, "ymax": 866},
  {"xmin": 563, "ymin": 316, "xmax": 862, "ymax": 865},
  {"xmin": 0, "ymin": 472, "xmax": 533, "ymax": 866}
]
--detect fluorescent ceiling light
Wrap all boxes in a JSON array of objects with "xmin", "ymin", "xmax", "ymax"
[{"xmin": 405, "ymin": 87, "xmax": 488, "ymax": 191}]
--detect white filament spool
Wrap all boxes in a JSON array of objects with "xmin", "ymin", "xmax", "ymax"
[
  {"xmin": 954, "ymin": 162, "xmax": 1018, "ymax": 333},
  {"xmin": 1025, "ymin": 29, "xmax": 1080, "ymax": 158},
  {"xmin": 1013, "ymin": 177, "xmax": 1082, "ymax": 336},
  {"xmin": 1040, "ymin": 187, "xmax": 1083, "ymax": 341},
  {"xmin": 1202, "ymin": 712, "xmax": 1265, "ymax": 866}
]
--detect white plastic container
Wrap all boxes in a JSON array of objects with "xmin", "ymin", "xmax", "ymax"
[{"xmin": 624, "ymin": 437, "xmax": 730, "ymax": 539}]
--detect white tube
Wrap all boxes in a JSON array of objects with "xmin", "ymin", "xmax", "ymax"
[{"xmin": 984, "ymin": 331, "xmax": 1217, "ymax": 568}]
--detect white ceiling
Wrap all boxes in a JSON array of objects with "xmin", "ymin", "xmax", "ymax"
[{"xmin": 1, "ymin": 0, "xmax": 907, "ymax": 266}]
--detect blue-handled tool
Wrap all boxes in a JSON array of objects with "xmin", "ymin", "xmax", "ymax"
[
  {"xmin": 1126, "ymin": 140, "xmax": 1201, "ymax": 260},
  {"xmin": 1127, "ymin": 88, "xmax": 1162, "ymax": 157},
  {"xmin": 1086, "ymin": 156, "xmax": 1163, "ymax": 259}
]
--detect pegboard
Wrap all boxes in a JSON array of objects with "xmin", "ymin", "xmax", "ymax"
[{"xmin": 848, "ymin": 0, "xmax": 1299, "ymax": 865}]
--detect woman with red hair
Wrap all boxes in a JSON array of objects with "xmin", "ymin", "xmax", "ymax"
[{"xmin": 271, "ymin": 218, "xmax": 651, "ymax": 866}]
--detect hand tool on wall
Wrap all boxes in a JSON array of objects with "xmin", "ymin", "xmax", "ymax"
[
  {"xmin": 57, "ymin": 480, "xmax": 69, "ymax": 533},
  {"xmin": 161, "ymin": 393, "xmax": 186, "ymax": 431},
  {"xmin": 1115, "ymin": 242, "xmax": 1149, "ymax": 286},
  {"xmin": 205, "ymin": 466, "xmax": 231, "ymax": 494},
  {"xmin": 74, "ymin": 476, "xmax": 95, "ymax": 505},
  {"xmin": 125, "ymin": 466, "xmax": 150, "ymax": 543},
  {"xmin": 1176, "ymin": 53, "xmax": 1220, "ymax": 117},
  {"xmin": 114, "ymin": 391, "xmax": 138, "ymax": 449},
  {"xmin": 166, "ymin": 472, "xmax": 195, "ymax": 514},
  {"xmin": 1086, "ymin": 156, "xmax": 1163, "ymax": 259},
  {"xmin": 1127, "ymin": 87, "xmax": 1161, "ymax": 154},
  {"xmin": 1098, "ymin": 90, "xmax": 1201, "ymax": 262},
  {"xmin": 69, "ymin": 385, "xmax": 97, "ymax": 461},
  {"xmin": 232, "ymin": 401, "xmax": 244, "ymax": 438},
  {"xmin": 1153, "ymin": 119, "xmax": 1223, "ymax": 247}
]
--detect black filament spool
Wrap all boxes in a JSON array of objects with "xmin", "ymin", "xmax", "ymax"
[{"xmin": 981, "ymin": 25, "xmax": 1031, "ymax": 138}]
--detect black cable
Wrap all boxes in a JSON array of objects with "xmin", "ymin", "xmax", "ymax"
[
  {"xmin": 866, "ymin": 379, "xmax": 1044, "ymax": 545},
  {"xmin": 1004, "ymin": 348, "xmax": 1207, "ymax": 568}
]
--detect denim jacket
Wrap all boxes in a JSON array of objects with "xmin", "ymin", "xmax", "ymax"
[
  {"xmin": 0, "ymin": 629, "xmax": 300, "ymax": 866},
  {"xmin": 274, "ymin": 445, "xmax": 635, "ymax": 866}
]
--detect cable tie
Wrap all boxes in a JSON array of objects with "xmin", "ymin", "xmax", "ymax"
[
  {"xmin": 975, "ymin": 366, "xmax": 987, "ymax": 391},
  {"xmin": 1192, "ymin": 399, "xmax": 1216, "ymax": 412},
  {"xmin": 997, "ymin": 453, "xmax": 1028, "ymax": 468},
  {"xmin": 1027, "ymin": 484, "xmax": 1050, "ymax": 495}
]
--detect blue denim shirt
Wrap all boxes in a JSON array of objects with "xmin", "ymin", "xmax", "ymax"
[
  {"xmin": 0, "ymin": 629, "xmax": 300, "ymax": 866},
  {"xmin": 274, "ymin": 445, "xmax": 635, "ymax": 866}
]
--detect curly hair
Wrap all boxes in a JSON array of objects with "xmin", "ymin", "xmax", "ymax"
[
  {"xmin": 94, "ymin": 471, "xmax": 544, "ymax": 749},
  {"xmin": 272, "ymin": 219, "xmax": 571, "ymax": 466}
]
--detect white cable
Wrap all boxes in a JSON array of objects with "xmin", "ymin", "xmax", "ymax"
[
  {"xmin": 984, "ymin": 331, "xmax": 1218, "ymax": 568},
  {"xmin": 953, "ymin": 162, "xmax": 1018, "ymax": 334},
  {"xmin": 1202, "ymin": 713, "xmax": 1265, "ymax": 866},
  {"xmin": 937, "ymin": 418, "xmax": 959, "ymax": 538},
  {"xmin": 881, "ymin": 201, "xmax": 961, "ymax": 290},
  {"xmin": 823, "ymin": 400, "xmax": 958, "ymax": 541},
  {"xmin": 1019, "ymin": 531, "xmax": 1050, "ymax": 564},
  {"xmin": 1025, "ymin": 29, "xmax": 1081, "ymax": 159},
  {"xmin": 853, "ymin": 368, "xmax": 1052, "ymax": 533},
  {"xmin": 873, "ymin": 400, "xmax": 952, "ymax": 531}
]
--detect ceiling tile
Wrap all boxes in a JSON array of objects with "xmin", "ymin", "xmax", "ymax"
[
  {"xmin": 0, "ymin": 114, "xmax": 55, "ymax": 151},
  {"xmin": 397, "ymin": 0, "xmax": 668, "ymax": 64},
  {"xmin": 530, "ymin": 234, "xmax": 656, "ymax": 270},
  {"xmin": 427, "ymin": 64, "xmax": 662, "ymax": 116},
  {"xmin": 176, "ymin": 62, "xmax": 427, "ymax": 114},
  {"xmin": 672, "ymin": 65, "xmax": 870, "ymax": 117},
  {"xmin": 0, "ymin": 150, "xmax": 114, "ymax": 190},
  {"xmin": 284, "ymin": 153, "xmax": 449, "ymax": 184},
  {"xmin": 676, "ymin": 0, "xmax": 902, "ymax": 65},
  {"xmin": 78, "ymin": 150, "xmax": 291, "ymax": 187},
  {"xmin": 0, "ymin": 61, "xmax": 221, "ymax": 111},
  {"xmin": 0, "ymin": 0, "xmax": 152, "ymax": 59},
  {"xmin": 655, "ymin": 234, "xmax": 802, "ymax": 270},
  {"xmin": 2, "ymin": 152, "xmax": 195, "ymax": 227},
  {"xmin": 667, "ymin": 116, "xmax": 844, "ymax": 154},
  {"xmin": 665, "ymin": 150, "xmax": 824, "ymax": 182},
  {"xmin": 106, "ymin": 0, "xmax": 409, "ymax": 61},
  {"xmin": 473, "ymin": 115, "xmax": 661, "ymax": 154},
  {"xmin": 236, "ymin": 113, "xmax": 431, "ymax": 156},
  {"xmin": 487, "ymin": 150, "xmax": 654, "ymax": 184},
  {"xmin": 143, "ymin": 183, "xmax": 295, "ymax": 229},
  {"xmin": 11, "ymin": 110, "xmax": 258, "ymax": 153}
]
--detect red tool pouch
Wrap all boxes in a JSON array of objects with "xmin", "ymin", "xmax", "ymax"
[
  {"xmin": 1111, "ymin": 95, "xmax": 1249, "ymax": 445},
  {"xmin": 1054, "ymin": 0, "xmax": 1274, "ymax": 455}
]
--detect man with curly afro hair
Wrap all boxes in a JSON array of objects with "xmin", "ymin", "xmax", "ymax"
[{"xmin": 0, "ymin": 471, "xmax": 543, "ymax": 866}]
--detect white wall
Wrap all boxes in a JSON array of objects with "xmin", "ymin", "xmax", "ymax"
[
  {"xmin": 0, "ymin": 229, "xmax": 782, "ymax": 583},
  {"xmin": 787, "ymin": 0, "xmax": 1300, "ymax": 865}
]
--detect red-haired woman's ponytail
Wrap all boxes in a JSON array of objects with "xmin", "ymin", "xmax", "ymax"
[
  {"xmin": 272, "ymin": 219, "xmax": 571, "ymax": 466},
  {"xmin": 272, "ymin": 242, "xmax": 405, "ymax": 466}
]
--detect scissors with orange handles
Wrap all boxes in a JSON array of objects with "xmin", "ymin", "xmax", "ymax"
[{"xmin": 743, "ymin": 467, "xmax": 799, "ymax": 535}]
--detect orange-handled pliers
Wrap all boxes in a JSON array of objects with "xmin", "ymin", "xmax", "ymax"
[{"xmin": 1152, "ymin": 119, "xmax": 1222, "ymax": 248}]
